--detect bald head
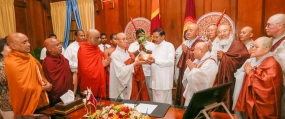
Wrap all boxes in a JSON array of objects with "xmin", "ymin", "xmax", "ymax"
[
  {"xmin": 266, "ymin": 14, "xmax": 285, "ymax": 38},
  {"xmin": 193, "ymin": 42, "xmax": 209, "ymax": 60},
  {"xmin": 240, "ymin": 26, "xmax": 253, "ymax": 43},
  {"xmin": 86, "ymin": 29, "xmax": 101, "ymax": 46},
  {"xmin": 6, "ymin": 33, "xmax": 30, "ymax": 53},
  {"xmin": 217, "ymin": 25, "xmax": 231, "ymax": 40},
  {"xmin": 116, "ymin": 32, "xmax": 128, "ymax": 49},
  {"xmin": 206, "ymin": 24, "xmax": 218, "ymax": 41},
  {"xmin": 186, "ymin": 24, "xmax": 199, "ymax": 40},
  {"xmin": 251, "ymin": 37, "xmax": 272, "ymax": 60},
  {"xmin": 44, "ymin": 38, "xmax": 62, "ymax": 56}
]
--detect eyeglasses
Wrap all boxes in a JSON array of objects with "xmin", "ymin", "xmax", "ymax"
[
  {"xmin": 266, "ymin": 22, "xmax": 283, "ymax": 27},
  {"xmin": 250, "ymin": 44, "xmax": 267, "ymax": 49}
]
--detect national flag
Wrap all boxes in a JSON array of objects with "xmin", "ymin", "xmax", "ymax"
[
  {"xmin": 182, "ymin": 0, "xmax": 196, "ymax": 42},
  {"xmin": 88, "ymin": 93, "xmax": 97, "ymax": 107},
  {"xmin": 151, "ymin": 0, "xmax": 162, "ymax": 34}
]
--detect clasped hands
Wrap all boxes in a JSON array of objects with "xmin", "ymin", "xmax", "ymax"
[
  {"xmin": 244, "ymin": 62, "xmax": 253, "ymax": 74},
  {"xmin": 217, "ymin": 50, "xmax": 224, "ymax": 60},
  {"xmin": 186, "ymin": 59, "xmax": 196, "ymax": 70},
  {"xmin": 42, "ymin": 81, "xmax": 52, "ymax": 92}
]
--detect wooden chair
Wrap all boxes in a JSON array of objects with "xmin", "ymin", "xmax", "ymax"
[{"xmin": 210, "ymin": 112, "xmax": 238, "ymax": 119}]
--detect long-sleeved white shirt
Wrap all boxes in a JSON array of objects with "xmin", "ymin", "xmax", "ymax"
[
  {"xmin": 64, "ymin": 41, "xmax": 79, "ymax": 72},
  {"xmin": 150, "ymin": 40, "xmax": 175, "ymax": 90}
]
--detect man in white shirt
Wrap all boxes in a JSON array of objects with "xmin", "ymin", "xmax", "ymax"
[
  {"xmin": 265, "ymin": 13, "xmax": 285, "ymax": 118},
  {"xmin": 40, "ymin": 34, "xmax": 65, "ymax": 61},
  {"xmin": 147, "ymin": 28, "xmax": 175, "ymax": 104},
  {"xmin": 109, "ymin": 32, "xmax": 147, "ymax": 100},
  {"xmin": 128, "ymin": 29, "xmax": 156, "ymax": 100},
  {"xmin": 99, "ymin": 33, "xmax": 111, "ymax": 52},
  {"xmin": 182, "ymin": 42, "xmax": 218, "ymax": 106},
  {"xmin": 239, "ymin": 26, "xmax": 253, "ymax": 50},
  {"xmin": 64, "ymin": 30, "xmax": 85, "ymax": 94}
]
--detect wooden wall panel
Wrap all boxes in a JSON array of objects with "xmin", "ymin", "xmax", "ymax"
[
  {"xmin": 237, "ymin": 0, "xmax": 263, "ymax": 40},
  {"xmin": 14, "ymin": 4, "xmax": 29, "ymax": 36}
]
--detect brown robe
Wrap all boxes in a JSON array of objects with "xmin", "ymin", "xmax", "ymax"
[
  {"xmin": 214, "ymin": 40, "xmax": 250, "ymax": 110},
  {"xmin": 42, "ymin": 52, "xmax": 74, "ymax": 106},
  {"xmin": 175, "ymin": 39, "xmax": 203, "ymax": 105},
  {"xmin": 124, "ymin": 52, "xmax": 150, "ymax": 101},
  {"xmin": 235, "ymin": 56, "xmax": 283, "ymax": 119}
]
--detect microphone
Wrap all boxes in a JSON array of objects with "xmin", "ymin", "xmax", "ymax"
[
  {"xmin": 114, "ymin": 86, "xmax": 128, "ymax": 102},
  {"xmin": 134, "ymin": 80, "xmax": 146, "ymax": 107}
]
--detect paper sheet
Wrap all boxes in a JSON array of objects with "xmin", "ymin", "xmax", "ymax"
[{"xmin": 135, "ymin": 103, "xmax": 157, "ymax": 114}]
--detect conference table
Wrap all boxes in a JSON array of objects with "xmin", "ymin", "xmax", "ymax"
[{"xmin": 39, "ymin": 99, "xmax": 186, "ymax": 119}]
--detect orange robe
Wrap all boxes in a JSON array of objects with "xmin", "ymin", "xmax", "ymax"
[
  {"xmin": 235, "ymin": 56, "xmax": 283, "ymax": 119},
  {"xmin": 78, "ymin": 42, "xmax": 106, "ymax": 98},
  {"xmin": 4, "ymin": 51, "xmax": 49, "ymax": 116},
  {"xmin": 124, "ymin": 52, "xmax": 150, "ymax": 101}
]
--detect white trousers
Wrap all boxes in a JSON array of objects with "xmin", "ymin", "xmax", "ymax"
[
  {"xmin": 152, "ymin": 89, "xmax": 172, "ymax": 105},
  {"xmin": 0, "ymin": 109, "xmax": 14, "ymax": 119}
]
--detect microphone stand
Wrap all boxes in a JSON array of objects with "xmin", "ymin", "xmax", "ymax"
[
  {"xmin": 113, "ymin": 86, "xmax": 128, "ymax": 104},
  {"xmin": 134, "ymin": 80, "xmax": 146, "ymax": 107}
]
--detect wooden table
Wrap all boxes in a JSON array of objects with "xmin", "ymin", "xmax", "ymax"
[{"xmin": 40, "ymin": 100, "xmax": 185, "ymax": 119}]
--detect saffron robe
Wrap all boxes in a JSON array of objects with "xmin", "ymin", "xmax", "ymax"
[
  {"xmin": 214, "ymin": 40, "xmax": 249, "ymax": 110},
  {"xmin": 78, "ymin": 42, "xmax": 106, "ymax": 98},
  {"xmin": 235, "ymin": 56, "xmax": 283, "ymax": 119},
  {"xmin": 42, "ymin": 52, "xmax": 74, "ymax": 105},
  {"xmin": 124, "ymin": 52, "xmax": 150, "ymax": 101},
  {"xmin": 4, "ymin": 51, "xmax": 49, "ymax": 116},
  {"xmin": 175, "ymin": 38, "xmax": 203, "ymax": 105}
]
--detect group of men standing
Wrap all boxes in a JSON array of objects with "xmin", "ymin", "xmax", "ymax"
[{"xmin": 1, "ymin": 13, "xmax": 285, "ymax": 119}]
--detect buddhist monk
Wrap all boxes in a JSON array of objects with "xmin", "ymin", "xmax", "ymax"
[
  {"xmin": 235, "ymin": 37, "xmax": 283, "ymax": 119},
  {"xmin": 42, "ymin": 38, "xmax": 74, "ymax": 106},
  {"xmin": 4, "ymin": 33, "xmax": 52, "ymax": 116},
  {"xmin": 77, "ymin": 29, "xmax": 111, "ymax": 98},
  {"xmin": 211, "ymin": 24, "xmax": 250, "ymax": 110},
  {"xmin": 103, "ymin": 33, "xmax": 117, "ymax": 98},
  {"xmin": 265, "ymin": 13, "xmax": 285, "ymax": 118},
  {"xmin": 109, "ymin": 33, "xmax": 149, "ymax": 100},
  {"xmin": 175, "ymin": 23, "xmax": 203, "ymax": 105}
]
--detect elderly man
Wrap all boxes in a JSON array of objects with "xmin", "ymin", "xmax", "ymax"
[
  {"xmin": 40, "ymin": 34, "xmax": 65, "ymax": 61},
  {"xmin": 5, "ymin": 33, "xmax": 52, "ymax": 116},
  {"xmin": 147, "ymin": 28, "xmax": 175, "ymax": 104},
  {"xmin": 175, "ymin": 23, "xmax": 203, "ymax": 105},
  {"xmin": 239, "ymin": 26, "xmax": 253, "ymax": 50},
  {"xmin": 128, "ymin": 29, "xmax": 156, "ymax": 101},
  {"xmin": 182, "ymin": 42, "xmax": 218, "ymax": 106},
  {"xmin": 109, "ymin": 33, "xmax": 148, "ymax": 100},
  {"xmin": 235, "ymin": 37, "xmax": 283, "ymax": 119},
  {"xmin": 265, "ymin": 13, "xmax": 285, "ymax": 118},
  {"xmin": 42, "ymin": 38, "xmax": 74, "ymax": 106},
  {"xmin": 206, "ymin": 24, "xmax": 218, "ymax": 42},
  {"xmin": 78, "ymin": 29, "xmax": 111, "ymax": 98},
  {"xmin": 211, "ymin": 24, "xmax": 249, "ymax": 110},
  {"xmin": 64, "ymin": 30, "xmax": 85, "ymax": 94}
]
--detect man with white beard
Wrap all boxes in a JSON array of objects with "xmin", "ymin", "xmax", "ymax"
[{"xmin": 211, "ymin": 24, "xmax": 250, "ymax": 110}]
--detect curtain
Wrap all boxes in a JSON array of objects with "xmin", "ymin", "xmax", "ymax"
[
  {"xmin": 50, "ymin": 1, "xmax": 66, "ymax": 44},
  {"xmin": 63, "ymin": 1, "xmax": 72, "ymax": 49},
  {"xmin": 0, "ymin": 0, "xmax": 16, "ymax": 38},
  {"xmin": 77, "ymin": 0, "xmax": 95, "ymax": 33},
  {"xmin": 71, "ymin": 0, "xmax": 82, "ymax": 30}
]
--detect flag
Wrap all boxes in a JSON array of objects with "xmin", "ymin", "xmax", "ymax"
[
  {"xmin": 151, "ymin": 0, "xmax": 162, "ymax": 34},
  {"xmin": 88, "ymin": 93, "xmax": 97, "ymax": 107},
  {"xmin": 182, "ymin": 0, "xmax": 196, "ymax": 42}
]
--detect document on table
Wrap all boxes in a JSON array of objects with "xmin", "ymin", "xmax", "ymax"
[
  {"xmin": 123, "ymin": 103, "xmax": 157, "ymax": 114},
  {"xmin": 135, "ymin": 103, "xmax": 157, "ymax": 114}
]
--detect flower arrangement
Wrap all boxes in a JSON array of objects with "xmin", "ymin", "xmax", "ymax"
[{"xmin": 89, "ymin": 104, "xmax": 149, "ymax": 119}]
